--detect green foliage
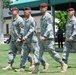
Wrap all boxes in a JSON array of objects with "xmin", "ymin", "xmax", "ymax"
[
  {"xmin": 55, "ymin": 11, "xmax": 68, "ymax": 32},
  {"xmin": 3, "ymin": 0, "xmax": 10, "ymax": 8}
]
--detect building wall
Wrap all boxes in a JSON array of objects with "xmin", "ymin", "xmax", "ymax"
[
  {"xmin": 4, "ymin": 15, "xmax": 58, "ymax": 37},
  {"xmin": 3, "ymin": 19, "xmax": 12, "ymax": 35},
  {"xmin": 3, "ymin": 15, "xmax": 41, "ymax": 36},
  {"xmin": 33, "ymin": 16, "xmax": 41, "ymax": 32}
]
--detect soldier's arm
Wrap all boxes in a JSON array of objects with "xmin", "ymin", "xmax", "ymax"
[
  {"xmin": 18, "ymin": 19, "xmax": 24, "ymax": 39},
  {"xmin": 24, "ymin": 20, "xmax": 36, "ymax": 39},
  {"xmin": 70, "ymin": 20, "xmax": 76, "ymax": 38},
  {"xmin": 43, "ymin": 17, "xmax": 53, "ymax": 37}
]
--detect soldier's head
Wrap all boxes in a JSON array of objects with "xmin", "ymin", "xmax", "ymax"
[
  {"xmin": 67, "ymin": 8, "xmax": 75, "ymax": 18},
  {"xmin": 10, "ymin": 7, "xmax": 19, "ymax": 16},
  {"xmin": 39, "ymin": 3, "xmax": 48, "ymax": 14},
  {"xmin": 24, "ymin": 7, "xmax": 31, "ymax": 17}
]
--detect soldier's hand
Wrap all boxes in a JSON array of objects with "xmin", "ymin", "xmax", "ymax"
[
  {"xmin": 22, "ymin": 38, "xmax": 26, "ymax": 41},
  {"xmin": 16, "ymin": 38, "xmax": 21, "ymax": 42},
  {"xmin": 41, "ymin": 36, "xmax": 46, "ymax": 41},
  {"xmin": 68, "ymin": 37, "xmax": 73, "ymax": 42}
]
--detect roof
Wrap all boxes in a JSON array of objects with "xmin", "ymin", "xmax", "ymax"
[
  {"xmin": 3, "ymin": 9, "xmax": 40, "ymax": 18},
  {"xmin": 3, "ymin": 9, "xmax": 11, "ymax": 18},
  {"xmin": 3, "ymin": 9, "xmax": 51, "ymax": 19}
]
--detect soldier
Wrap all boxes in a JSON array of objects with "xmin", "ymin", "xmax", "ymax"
[
  {"xmin": 38, "ymin": 3, "xmax": 68, "ymax": 73},
  {"xmin": 62, "ymin": 8, "xmax": 76, "ymax": 64},
  {"xmin": 5, "ymin": 34, "xmax": 35, "ymax": 68},
  {"xmin": 2, "ymin": 7, "xmax": 24, "ymax": 70},
  {"xmin": 14, "ymin": 7, "xmax": 48, "ymax": 74}
]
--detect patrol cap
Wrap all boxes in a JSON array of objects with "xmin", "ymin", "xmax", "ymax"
[
  {"xmin": 67, "ymin": 8, "xmax": 75, "ymax": 12},
  {"xmin": 39, "ymin": 3, "xmax": 48, "ymax": 7},
  {"xmin": 10, "ymin": 7, "xmax": 19, "ymax": 12},
  {"xmin": 24, "ymin": 7, "xmax": 31, "ymax": 11}
]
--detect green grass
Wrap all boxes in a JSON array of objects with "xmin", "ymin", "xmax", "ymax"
[{"xmin": 0, "ymin": 44, "xmax": 76, "ymax": 75}]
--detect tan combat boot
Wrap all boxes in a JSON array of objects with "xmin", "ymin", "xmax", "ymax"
[
  {"xmin": 2, "ymin": 64, "xmax": 12, "ymax": 70},
  {"xmin": 43, "ymin": 63, "xmax": 49, "ymax": 71},
  {"xmin": 14, "ymin": 68, "xmax": 25, "ymax": 72},
  {"xmin": 29, "ymin": 60, "xmax": 35, "ymax": 69},
  {"xmin": 61, "ymin": 62, "xmax": 68, "ymax": 72}
]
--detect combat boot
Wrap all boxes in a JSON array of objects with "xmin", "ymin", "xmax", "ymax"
[
  {"xmin": 14, "ymin": 68, "xmax": 25, "ymax": 72},
  {"xmin": 29, "ymin": 64, "xmax": 39, "ymax": 74},
  {"xmin": 2, "ymin": 64, "xmax": 12, "ymax": 70},
  {"xmin": 61, "ymin": 62, "xmax": 68, "ymax": 72},
  {"xmin": 43, "ymin": 63, "xmax": 49, "ymax": 71},
  {"xmin": 29, "ymin": 60, "xmax": 35, "ymax": 69}
]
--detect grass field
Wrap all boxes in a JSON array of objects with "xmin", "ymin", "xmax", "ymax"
[{"xmin": 0, "ymin": 44, "xmax": 76, "ymax": 75}]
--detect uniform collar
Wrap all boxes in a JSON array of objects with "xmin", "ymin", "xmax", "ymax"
[
  {"xmin": 41, "ymin": 12, "xmax": 48, "ymax": 19},
  {"xmin": 69, "ymin": 16, "xmax": 75, "ymax": 21},
  {"xmin": 13, "ymin": 15, "xmax": 19, "ymax": 21},
  {"xmin": 25, "ymin": 15, "xmax": 32, "ymax": 22}
]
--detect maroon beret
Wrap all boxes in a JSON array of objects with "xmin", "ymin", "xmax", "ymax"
[
  {"xmin": 40, "ymin": 3, "xmax": 48, "ymax": 7},
  {"xmin": 10, "ymin": 7, "xmax": 18, "ymax": 12},
  {"xmin": 24, "ymin": 7, "xmax": 31, "ymax": 11},
  {"xmin": 67, "ymin": 8, "xmax": 75, "ymax": 12}
]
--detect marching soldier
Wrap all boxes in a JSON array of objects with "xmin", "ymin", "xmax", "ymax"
[
  {"xmin": 38, "ymin": 3, "xmax": 68, "ymax": 73},
  {"xmin": 2, "ymin": 7, "xmax": 24, "ymax": 70},
  {"xmin": 62, "ymin": 8, "xmax": 76, "ymax": 64},
  {"xmin": 14, "ymin": 7, "xmax": 48, "ymax": 74}
]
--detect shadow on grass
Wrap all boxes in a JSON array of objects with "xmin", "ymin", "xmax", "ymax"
[
  {"xmin": 68, "ymin": 66, "xmax": 76, "ymax": 68},
  {"xmin": 1, "ymin": 49, "xmax": 8, "ymax": 51},
  {"xmin": 11, "ymin": 67, "xmax": 32, "ymax": 72},
  {"xmin": 40, "ymin": 71, "xmax": 60, "ymax": 73},
  {"xmin": 56, "ymin": 65, "xmax": 76, "ymax": 68}
]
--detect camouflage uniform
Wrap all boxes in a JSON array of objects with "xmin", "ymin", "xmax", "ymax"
[
  {"xmin": 62, "ymin": 16, "xmax": 76, "ymax": 64},
  {"xmin": 8, "ymin": 15, "xmax": 24, "ymax": 64},
  {"xmin": 40, "ymin": 12, "xmax": 63, "ymax": 63},
  {"xmin": 20, "ymin": 16, "xmax": 40, "ymax": 68}
]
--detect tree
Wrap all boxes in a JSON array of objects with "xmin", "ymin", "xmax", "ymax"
[
  {"xmin": 3, "ymin": 0, "xmax": 10, "ymax": 8},
  {"xmin": 0, "ymin": 0, "xmax": 4, "ymax": 44},
  {"xmin": 55, "ymin": 11, "xmax": 68, "ymax": 32},
  {"xmin": 0, "ymin": 0, "xmax": 11, "ymax": 44}
]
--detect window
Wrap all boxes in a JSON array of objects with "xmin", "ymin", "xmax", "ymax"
[{"xmin": 6, "ymin": 24, "xmax": 9, "ymax": 34}]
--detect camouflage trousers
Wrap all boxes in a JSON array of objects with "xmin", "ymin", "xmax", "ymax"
[
  {"xmin": 20, "ymin": 41, "xmax": 48, "ymax": 68},
  {"xmin": 20, "ymin": 41, "xmax": 40, "ymax": 68},
  {"xmin": 39, "ymin": 39, "xmax": 63, "ymax": 63},
  {"xmin": 28, "ymin": 53, "xmax": 47, "ymax": 66},
  {"xmin": 8, "ymin": 41, "xmax": 22, "ymax": 64},
  {"xmin": 62, "ymin": 41, "xmax": 76, "ymax": 64}
]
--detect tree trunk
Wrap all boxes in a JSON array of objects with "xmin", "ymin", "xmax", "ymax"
[{"xmin": 0, "ymin": 0, "xmax": 4, "ymax": 44}]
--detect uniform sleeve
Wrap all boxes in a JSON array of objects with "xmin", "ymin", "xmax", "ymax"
[
  {"xmin": 24, "ymin": 20, "xmax": 36, "ymax": 39},
  {"xmin": 70, "ymin": 20, "xmax": 76, "ymax": 38},
  {"xmin": 43, "ymin": 17, "xmax": 53, "ymax": 37},
  {"xmin": 18, "ymin": 18, "xmax": 24, "ymax": 39}
]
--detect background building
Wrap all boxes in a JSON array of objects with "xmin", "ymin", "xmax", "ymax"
[{"xmin": 3, "ymin": 9, "xmax": 59, "ymax": 38}]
